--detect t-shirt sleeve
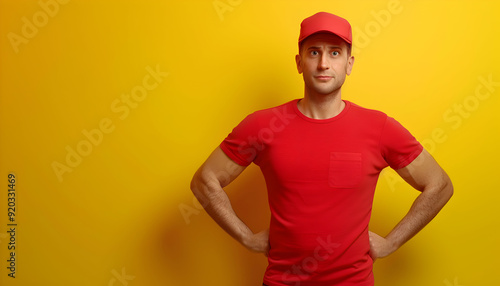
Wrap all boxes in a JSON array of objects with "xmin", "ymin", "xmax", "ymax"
[
  {"xmin": 380, "ymin": 116, "xmax": 423, "ymax": 170},
  {"xmin": 220, "ymin": 113, "xmax": 261, "ymax": 166}
]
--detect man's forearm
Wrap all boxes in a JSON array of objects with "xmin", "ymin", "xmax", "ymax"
[
  {"xmin": 190, "ymin": 147, "xmax": 269, "ymax": 254},
  {"xmin": 385, "ymin": 180, "xmax": 454, "ymax": 253},
  {"xmin": 191, "ymin": 176, "xmax": 254, "ymax": 247}
]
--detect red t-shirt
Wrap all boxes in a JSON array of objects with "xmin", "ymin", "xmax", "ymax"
[{"xmin": 220, "ymin": 99, "xmax": 423, "ymax": 286}]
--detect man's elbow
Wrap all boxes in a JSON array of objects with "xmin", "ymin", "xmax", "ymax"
[
  {"xmin": 190, "ymin": 169, "xmax": 218, "ymax": 200},
  {"xmin": 438, "ymin": 174, "xmax": 454, "ymax": 205},
  {"xmin": 190, "ymin": 169, "xmax": 199, "ymax": 191},
  {"xmin": 444, "ymin": 177, "xmax": 454, "ymax": 200},
  {"xmin": 190, "ymin": 171, "xmax": 212, "ymax": 210},
  {"xmin": 190, "ymin": 170, "xmax": 205, "ymax": 196},
  {"xmin": 426, "ymin": 172, "xmax": 454, "ymax": 206},
  {"xmin": 189, "ymin": 175, "xmax": 197, "ymax": 194}
]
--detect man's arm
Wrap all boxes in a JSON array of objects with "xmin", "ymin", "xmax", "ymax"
[
  {"xmin": 190, "ymin": 146, "xmax": 269, "ymax": 255},
  {"xmin": 369, "ymin": 149, "xmax": 454, "ymax": 260}
]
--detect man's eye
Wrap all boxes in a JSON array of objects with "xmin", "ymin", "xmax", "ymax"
[
  {"xmin": 332, "ymin": 51, "xmax": 339, "ymax": 56},
  {"xmin": 310, "ymin": 51, "xmax": 319, "ymax": 56}
]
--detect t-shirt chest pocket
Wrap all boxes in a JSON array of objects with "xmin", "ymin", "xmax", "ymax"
[{"xmin": 328, "ymin": 152, "xmax": 362, "ymax": 188}]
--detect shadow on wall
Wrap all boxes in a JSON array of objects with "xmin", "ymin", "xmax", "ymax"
[{"xmin": 136, "ymin": 164, "xmax": 270, "ymax": 286}]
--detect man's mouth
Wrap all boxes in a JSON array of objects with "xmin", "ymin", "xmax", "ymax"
[{"xmin": 315, "ymin": 75, "xmax": 333, "ymax": 81}]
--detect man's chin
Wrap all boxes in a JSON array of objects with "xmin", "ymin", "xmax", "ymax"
[
  {"xmin": 305, "ymin": 82, "xmax": 341, "ymax": 96},
  {"xmin": 314, "ymin": 87, "xmax": 340, "ymax": 96}
]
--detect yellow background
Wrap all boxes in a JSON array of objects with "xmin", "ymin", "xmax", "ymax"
[{"xmin": 1, "ymin": 0, "xmax": 499, "ymax": 285}]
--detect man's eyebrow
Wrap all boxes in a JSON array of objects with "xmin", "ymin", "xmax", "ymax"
[
  {"xmin": 306, "ymin": 45, "xmax": 342, "ymax": 50},
  {"xmin": 307, "ymin": 46, "xmax": 321, "ymax": 50}
]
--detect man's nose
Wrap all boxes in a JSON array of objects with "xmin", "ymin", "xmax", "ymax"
[{"xmin": 318, "ymin": 54, "xmax": 329, "ymax": 70}]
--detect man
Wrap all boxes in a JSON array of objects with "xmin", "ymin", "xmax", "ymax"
[{"xmin": 190, "ymin": 12, "xmax": 453, "ymax": 286}]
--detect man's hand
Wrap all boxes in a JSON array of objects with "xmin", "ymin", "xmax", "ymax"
[
  {"xmin": 368, "ymin": 231, "xmax": 396, "ymax": 261},
  {"xmin": 243, "ymin": 229, "xmax": 270, "ymax": 256}
]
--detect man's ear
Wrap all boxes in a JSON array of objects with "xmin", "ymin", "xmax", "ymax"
[
  {"xmin": 346, "ymin": 56, "xmax": 355, "ymax": 76},
  {"xmin": 295, "ymin": 54, "xmax": 303, "ymax": 74}
]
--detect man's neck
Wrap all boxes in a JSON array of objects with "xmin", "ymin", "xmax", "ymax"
[{"xmin": 297, "ymin": 91, "xmax": 345, "ymax": 120}]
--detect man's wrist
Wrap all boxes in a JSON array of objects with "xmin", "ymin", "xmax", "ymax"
[
  {"xmin": 239, "ymin": 229, "xmax": 255, "ymax": 249},
  {"xmin": 385, "ymin": 235, "xmax": 401, "ymax": 255}
]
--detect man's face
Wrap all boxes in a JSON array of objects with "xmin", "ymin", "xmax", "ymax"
[{"xmin": 295, "ymin": 32, "xmax": 354, "ymax": 96}]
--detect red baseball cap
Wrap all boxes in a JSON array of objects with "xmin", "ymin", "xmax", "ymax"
[{"xmin": 298, "ymin": 12, "xmax": 352, "ymax": 49}]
